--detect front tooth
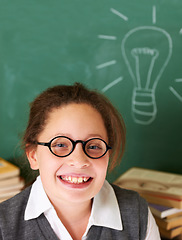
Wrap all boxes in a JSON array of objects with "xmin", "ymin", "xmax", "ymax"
[
  {"xmin": 61, "ymin": 176, "xmax": 89, "ymax": 184},
  {"xmin": 68, "ymin": 176, "xmax": 72, "ymax": 181},
  {"xmin": 78, "ymin": 177, "xmax": 83, "ymax": 183},
  {"xmin": 72, "ymin": 177, "xmax": 78, "ymax": 183}
]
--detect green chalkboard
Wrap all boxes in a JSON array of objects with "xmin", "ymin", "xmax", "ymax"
[{"xmin": 0, "ymin": 0, "xmax": 182, "ymax": 183}]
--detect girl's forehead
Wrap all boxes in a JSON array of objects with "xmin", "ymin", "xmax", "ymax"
[
  {"xmin": 48, "ymin": 103, "xmax": 101, "ymax": 120},
  {"xmin": 39, "ymin": 103, "xmax": 108, "ymax": 141}
]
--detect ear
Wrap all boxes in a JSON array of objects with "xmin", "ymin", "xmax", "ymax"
[{"xmin": 26, "ymin": 147, "xmax": 39, "ymax": 170}]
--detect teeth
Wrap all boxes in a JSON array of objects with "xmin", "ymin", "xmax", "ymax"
[
  {"xmin": 84, "ymin": 177, "xmax": 88, "ymax": 182},
  {"xmin": 61, "ymin": 176, "xmax": 89, "ymax": 184},
  {"xmin": 72, "ymin": 177, "xmax": 77, "ymax": 183},
  {"xmin": 78, "ymin": 177, "xmax": 83, "ymax": 183}
]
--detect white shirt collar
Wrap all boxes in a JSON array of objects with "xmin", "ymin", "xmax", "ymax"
[
  {"xmin": 24, "ymin": 176, "xmax": 52, "ymax": 220},
  {"xmin": 87, "ymin": 180, "xmax": 123, "ymax": 231},
  {"xmin": 24, "ymin": 176, "xmax": 123, "ymax": 232}
]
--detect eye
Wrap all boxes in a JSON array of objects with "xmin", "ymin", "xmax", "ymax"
[
  {"xmin": 53, "ymin": 143, "xmax": 68, "ymax": 148},
  {"xmin": 87, "ymin": 144, "xmax": 102, "ymax": 150},
  {"xmin": 86, "ymin": 141, "xmax": 104, "ymax": 153},
  {"xmin": 50, "ymin": 137, "xmax": 73, "ymax": 156},
  {"xmin": 51, "ymin": 138, "xmax": 69, "ymax": 148}
]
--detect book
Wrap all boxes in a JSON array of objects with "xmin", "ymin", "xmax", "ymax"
[
  {"xmin": 0, "ymin": 176, "xmax": 22, "ymax": 188},
  {"xmin": 0, "ymin": 190, "xmax": 22, "ymax": 203},
  {"xmin": 149, "ymin": 203, "xmax": 182, "ymax": 219},
  {"xmin": 159, "ymin": 225, "xmax": 182, "ymax": 239},
  {"xmin": 167, "ymin": 212, "xmax": 182, "ymax": 220},
  {"xmin": 140, "ymin": 193, "xmax": 182, "ymax": 209},
  {"xmin": 0, "ymin": 158, "xmax": 20, "ymax": 180},
  {"xmin": 114, "ymin": 167, "xmax": 182, "ymax": 209},
  {"xmin": 0, "ymin": 178, "xmax": 24, "ymax": 203},
  {"xmin": 0, "ymin": 179, "xmax": 24, "ymax": 194},
  {"xmin": 155, "ymin": 215, "xmax": 182, "ymax": 230},
  {"xmin": 0, "ymin": 158, "xmax": 24, "ymax": 202}
]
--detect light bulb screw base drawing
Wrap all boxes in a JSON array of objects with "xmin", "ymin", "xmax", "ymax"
[{"xmin": 132, "ymin": 88, "xmax": 157, "ymax": 125}]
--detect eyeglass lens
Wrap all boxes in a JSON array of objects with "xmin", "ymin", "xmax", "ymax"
[{"xmin": 50, "ymin": 137, "xmax": 107, "ymax": 158}]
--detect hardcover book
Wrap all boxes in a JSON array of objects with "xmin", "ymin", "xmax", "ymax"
[
  {"xmin": 115, "ymin": 167, "xmax": 182, "ymax": 209},
  {"xmin": 0, "ymin": 158, "xmax": 20, "ymax": 180},
  {"xmin": 149, "ymin": 203, "xmax": 182, "ymax": 219}
]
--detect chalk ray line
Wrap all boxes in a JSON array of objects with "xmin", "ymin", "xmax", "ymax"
[
  {"xmin": 152, "ymin": 6, "xmax": 156, "ymax": 24},
  {"xmin": 175, "ymin": 79, "xmax": 182, "ymax": 82},
  {"xmin": 96, "ymin": 60, "xmax": 116, "ymax": 69},
  {"xmin": 98, "ymin": 35, "xmax": 117, "ymax": 40},
  {"xmin": 169, "ymin": 86, "xmax": 182, "ymax": 102},
  {"xmin": 102, "ymin": 77, "xmax": 123, "ymax": 92},
  {"xmin": 110, "ymin": 8, "xmax": 128, "ymax": 21}
]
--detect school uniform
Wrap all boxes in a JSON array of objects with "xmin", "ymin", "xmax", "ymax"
[{"xmin": 0, "ymin": 176, "xmax": 160, "ymax": 240}]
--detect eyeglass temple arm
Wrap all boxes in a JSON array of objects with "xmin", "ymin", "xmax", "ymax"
[{"xmin": 37, "ymin": 142, "xmax": 49, "ymax": 146}]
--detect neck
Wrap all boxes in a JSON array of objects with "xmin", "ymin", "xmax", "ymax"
[
  {"xmin": 51, "ymin": 198, "xmax": 93, "ymax": 240},
  {"xmin": 55, "ymin": 199, "xmax": 92, "ymax": 221}
]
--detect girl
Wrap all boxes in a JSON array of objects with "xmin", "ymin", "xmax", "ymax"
[{"xmin": 0, "ymin": 83, "xmax": 161, "ymax": 240}]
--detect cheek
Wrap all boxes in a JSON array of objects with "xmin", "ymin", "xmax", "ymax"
[
  {"xmin": 36, "ymin": 149, "xmax": 63, "ymax": 173},
  {"xmin": 95, "ymin": 156, "xmax": 109, "ymax": 175}
]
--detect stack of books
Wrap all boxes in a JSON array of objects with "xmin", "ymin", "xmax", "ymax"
[
  {"xmin": 0, "ymin": 157, "xmax": 24, "ymax": 203},
  {"xmin": 149, "ymin": 203, "xmax": 182, "ymax": 239},
  {"xmin": 114, "ymin": 167, "xmax": 182, "ymax": 239}
]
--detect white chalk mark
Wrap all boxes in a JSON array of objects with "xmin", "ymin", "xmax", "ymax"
[
  {"xmin": 131, "ymin": 47, "xmax": 159, "ymax": 89},
  {"xmin": 122, "ymin": 26, "xmax": 172, "ymax": 125},
  {"xmin": 152, "ymin": 6, "xmax": 156, "ymax": 24},
  {"xmin": 179, "ymin": 29, "xmax": 182, "ymax": 34},
  {"xmin": 169, "ymin": 86, "xmax": 182, "ymax": 102},
  {"xmin": 133, "ymin": 108, "xmax": 155, "ymax": 116},
  {"xmin": 98, "ymin": 35, "xmax": 117, "ymax": 40},
  {"xmin": 110, "ymin": 8, "xmax": 128, "ymax": 21},
  {"xmin": 96, "ymin": 60, "xmax": 116, "ymax": 69},
  {"xmin": 134, "ymin": 101, "xmax": 154, "ymax": 106},
  {"xmin": 175, "ymin": 79, "xmax": 182, "ymax": 82},
  {"xmin": 102, "ymin": 77, "xmax": 123, "ymax": 92}
]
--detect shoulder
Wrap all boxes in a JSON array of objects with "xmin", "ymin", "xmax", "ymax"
[
  {"xmin": 0, "ymin": 186, "xmax": 57, "ymax": 239},
  {"xmin": 111, "ymin": 183, "xmax": 140, "ymax": 200},
  {"xmin": 111, "ymin": 184, "xmax": 148, "ymax": 239},
  {"xmin": 0, "ymin": 186, "xmax": 31, "ymax": 207},
  {"xmin": 111, "ymin": 183, "xmax": 148, "ymax": 210},
  {"xmin": 0, "ymin": 186, "xmax": 31, "ymax": 221},
  {"xmin": 111, "ymin": 183, "xmax": 139, "ymax": 196}
]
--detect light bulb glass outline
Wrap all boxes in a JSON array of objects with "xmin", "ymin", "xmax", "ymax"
[
  {"xmin": 122, "ymin": 26, "xmax": 172, "ymax": 90},
  {"xmin": 121, "ymin": 26, "xmax": 172, "ymax": 125}
]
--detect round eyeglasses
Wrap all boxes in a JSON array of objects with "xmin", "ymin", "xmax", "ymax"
[{"xmin": 37, "ymin": 136, "xmax": 112, "ymax": 159}]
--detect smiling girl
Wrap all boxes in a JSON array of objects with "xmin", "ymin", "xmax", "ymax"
[{"xmin": 0, "ymin": 83, "xmax": 160, "ymax": 240}]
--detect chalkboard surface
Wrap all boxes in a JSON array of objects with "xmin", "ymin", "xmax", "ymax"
[{"xmin": 0, "ymin": 0, "xmax": 182, "ymax": 182}]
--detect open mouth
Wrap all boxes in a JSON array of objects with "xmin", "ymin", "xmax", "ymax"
[{"xmin": 59, "ymin": 175, "xmax": 92, "ymax": 184}]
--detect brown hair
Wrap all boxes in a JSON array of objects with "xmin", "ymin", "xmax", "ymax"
[{"xmin": 23, "ymin": 82, "xmax": 126, "ymax": 171}]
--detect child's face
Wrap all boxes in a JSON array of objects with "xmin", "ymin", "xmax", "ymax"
[{"xmin": 27, "ymin": 103, "xmax": 109, "ymax": 206}]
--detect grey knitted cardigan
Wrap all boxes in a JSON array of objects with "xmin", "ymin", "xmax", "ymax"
[{"xmin": 0, "ymin": 184, "xmax": 148, "ymax": 240}]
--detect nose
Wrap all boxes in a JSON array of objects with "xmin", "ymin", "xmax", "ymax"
[{"xmin": 66, "ymin": 143, "xmax": 90, "ymax": 168}]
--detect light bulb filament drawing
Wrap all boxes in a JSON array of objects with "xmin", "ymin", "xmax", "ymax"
[{"xmin": 131, "ymin": 48, "xmax": 159, "ymax": 90}]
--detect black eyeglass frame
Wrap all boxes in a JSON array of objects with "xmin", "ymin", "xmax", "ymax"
[{"xmin": 36, "ymin": 136, "xmax": 112, "ymax": 159}]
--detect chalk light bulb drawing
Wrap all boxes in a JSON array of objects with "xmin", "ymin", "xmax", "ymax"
[{"xmin": 122, "ymin": 26, "xmax": 172, "ymax": 124}]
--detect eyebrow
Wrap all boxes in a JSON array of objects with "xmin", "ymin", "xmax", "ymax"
[{"xmin": 53, "ymin": 133, "xmax": 105, "ymax": 140}]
